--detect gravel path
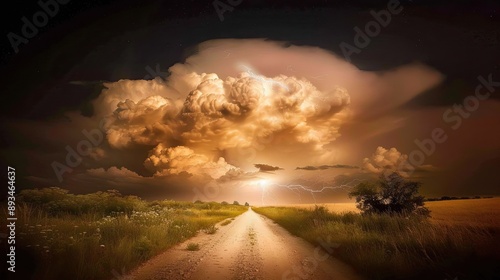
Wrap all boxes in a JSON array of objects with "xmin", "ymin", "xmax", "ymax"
[{"xmin": 127, "ymin": 208, "xmax": 363, "ymax": 280}]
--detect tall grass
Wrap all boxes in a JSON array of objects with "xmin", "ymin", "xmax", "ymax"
[
  {"xmin": 2, "ymin": 200, "xmax": 246, "ymax": 280},
  {"xmin": 254, "ymin": 206, "xmax": 500, "ymax": 279}
]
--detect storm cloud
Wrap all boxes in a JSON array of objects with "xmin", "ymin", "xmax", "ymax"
[
  {"xmin": 296, "ymin": 164, "xmax": 359, "ymax": 171},
  {"xmin": 254, "ymin": 164, "xmax": 283, "ymax": 172}
]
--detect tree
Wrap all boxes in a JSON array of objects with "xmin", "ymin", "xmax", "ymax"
[
  {"xmin": 233, "ymin": 201, "xmax": 240, "ymax": 205},
  {"xmin": 244, "ymin": 202, "xmax": 250, "ymax": 206},
  {"xmin": 349, "ymin": 172, "xmax": 429, "ymax": 216}
]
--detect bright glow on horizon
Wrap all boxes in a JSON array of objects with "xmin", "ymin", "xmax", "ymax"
[
  {"xmin": 258, "ymin": 180, "xmax": 269, "ymax": 188},
  {"xmin": 252, "ymin": 179, "xmax": 270, "ymax": 191}
]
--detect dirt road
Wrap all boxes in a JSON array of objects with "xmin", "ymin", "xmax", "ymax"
[{"xmin": 128, "ymin": 208, "xmax": 363, "ymax": 280}]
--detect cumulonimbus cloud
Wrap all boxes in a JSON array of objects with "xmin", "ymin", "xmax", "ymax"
[
  {"xmin": 80, "ymin": 39, "xmax": 443, "ymax": 182},
  {"xmin": 99, "ymin": 71, "xmax": 351, "ymax": 179}
]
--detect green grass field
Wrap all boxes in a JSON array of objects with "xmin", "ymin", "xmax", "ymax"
[
  {"xmin": 1, "ymin": 188, "xmax": 246, "ymax": 280},
  {"xmin": 255, "ymin": 198, "xmax": 500, "ymax": 280}
]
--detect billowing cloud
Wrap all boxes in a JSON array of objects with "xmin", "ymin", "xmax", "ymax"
[
  {"xmin": 104, "ymin": 95, "xmax": 181, "ymax": 148},
  {"xmin": 363, "ymin": 147, "xmax": 409, "ymax": 176},
  {"xmin": 103, "ymin": 73, "xmax": 350, "ymax": 151},
  {"xmin": 99, "ymin": 69, "xmax": 351, "ymax": 178},
  {"xmin": 144, "ymin": 144, "xmax": 236, "ymax": 179}
]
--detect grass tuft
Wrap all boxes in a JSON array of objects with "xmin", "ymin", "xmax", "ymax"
[
  {"xmin": 186, "ymin": 243, "xmax": 200, "ymax": 251},
  {"xmin": 202, "ymin": 225, "xmax": 218, "ymax": 234}
]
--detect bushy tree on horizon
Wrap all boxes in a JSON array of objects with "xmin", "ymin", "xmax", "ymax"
[{"xmin": 349, "ymin": 172, "xmax": 430, "ymax": 216}]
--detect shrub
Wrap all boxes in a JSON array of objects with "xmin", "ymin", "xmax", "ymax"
[
  {"xmin": 203, "ymin": 225, "xmax": 218, "ymax": 234},
  {"xmin": 349, "ymin": 172, "xmax": 429, "ymax": 216}
]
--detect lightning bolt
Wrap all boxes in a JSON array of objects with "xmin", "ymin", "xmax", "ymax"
[
  {"xmin": 260, "ymin": 179, "xmax": 363, "ymax": 205},
  {"xmin": 238, "ymin": 64, "xmax": 289, "ymax": 91}
]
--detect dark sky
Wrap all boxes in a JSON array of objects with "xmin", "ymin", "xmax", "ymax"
[{"xmin": 1, "ymin": 0, "xmax": 499, "ymax": 202}]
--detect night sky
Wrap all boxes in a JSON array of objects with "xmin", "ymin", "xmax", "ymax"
[{"xmin": 1, "ymin": 0, "xmax": 499, "ymax": 203}]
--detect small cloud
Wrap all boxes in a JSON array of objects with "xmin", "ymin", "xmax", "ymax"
[
  {"xmin": 363, "ymin": 146, "xmax": 410, "ymax": 176},
  {"xmin": 296, "ymin": 164, "xmax": 359, "ymax": 171},
  {"xmin": 89, "ymin": 147, "xmax": 106, "ymax": 161},
  {"xmin": 362, "ymin": 146, "xmax": 438, "ymax": 177},
  {"xmin": 87, "ymin": 166, "xmax": 141, "ymax": 178},
  {"xmin": 254, "ymin": 163, "xmax": 283, "ymax": 172},
  {"xmin": 217, "ymin": 169, "xmax": 258, "ymax": 182}
]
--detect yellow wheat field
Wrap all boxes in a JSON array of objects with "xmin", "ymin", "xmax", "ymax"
[{"xmin": 285, "ymin": 197, "xmax": 500, "ymax": 228}]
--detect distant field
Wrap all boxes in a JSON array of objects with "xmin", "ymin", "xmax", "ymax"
[
  {"xmin": 283, "ymin": 197, "xmax": 500, "ymax": 227},
  {"xmin": 283, "ymin": 202, "xmax": 360, "ymax": 213},
  {"xmin": 425, "ymin": 197, "xmax": 500, "ymax": 227}
]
